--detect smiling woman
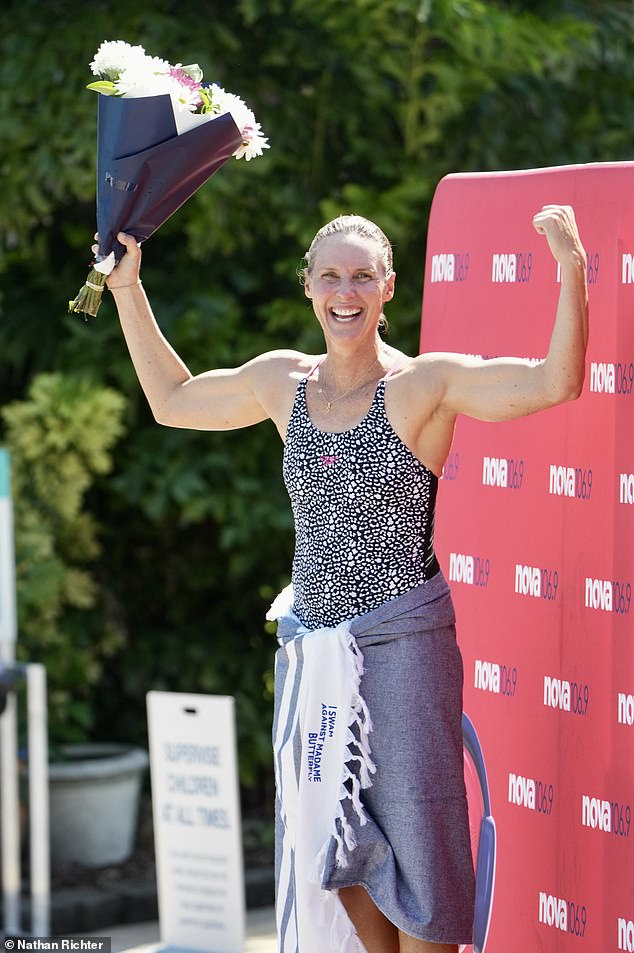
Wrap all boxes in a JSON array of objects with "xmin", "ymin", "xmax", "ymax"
[
  {"xmin": 302, "ymin": 214, "xmax": 395, "ymax": 339},
  {"xmin": 106, "ymin": 202, "xmax": 587, "ymax": 953}
]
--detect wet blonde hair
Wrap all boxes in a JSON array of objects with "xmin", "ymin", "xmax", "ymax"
[{"xmin": 303, "ymin": 214, "xmax": 393, "ymax": 277}]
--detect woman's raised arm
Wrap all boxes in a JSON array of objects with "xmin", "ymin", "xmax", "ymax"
[
  {"xmin": 107, "ymin": 231, "xmax": 280, "ymax": 431},
  {"xmin": 430, "ymin": 205, "xmax": 588, "ymax": 423}
]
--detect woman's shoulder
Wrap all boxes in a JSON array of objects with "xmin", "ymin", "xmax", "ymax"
[
  {"xmin": 384, "ymin": 351, "xmax": 460, "ymax": 402},
  {"xmin": 247, "ymin": 349, "xmax": 324, "ymax": 395},
  {"xmin": 247, "ymin": 350, "xmax": 324, "ymax": 436},
  {"xmin": 250, "ymin": 349, "xmax": 321, "ymax": 375},
  {"xmin": 397, "ymin": 350, "xmax": 474, "ymax": 382}
]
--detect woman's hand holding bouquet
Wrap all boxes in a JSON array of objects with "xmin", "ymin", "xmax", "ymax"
[{"xmin": 70, "ymin": 40, "xmax": 268, "ymax": 318}]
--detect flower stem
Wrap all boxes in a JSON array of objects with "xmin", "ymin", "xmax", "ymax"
[{"xmin": 68, "ymin": 267, "xmax": 107, "ymax": 318}]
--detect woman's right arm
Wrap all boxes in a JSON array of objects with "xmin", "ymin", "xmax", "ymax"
[{"xmin": 107, "ymin": 232, "xmax": 273, "ymax": 431}]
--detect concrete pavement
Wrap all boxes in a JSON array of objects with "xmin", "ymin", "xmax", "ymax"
[{"xmin": 85, "ymin": 905, "xmax": 277, "ymax": 952}]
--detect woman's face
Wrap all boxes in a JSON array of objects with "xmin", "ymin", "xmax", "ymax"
[{"xmin": 303, "ymin": 233, "xmax": 395, "ymax": 349}]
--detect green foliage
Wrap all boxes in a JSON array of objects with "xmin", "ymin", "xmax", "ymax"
[
  {"xmin": 85, "ymin": 82, "xmax": 118, "ymax": 96},
  {"xmin": 0, "ymin": 0, "xmax": 633, "ymax": 792},
  {"xmin": 2, "ymin": 374, "xmax": 127, "ymax": 743}
]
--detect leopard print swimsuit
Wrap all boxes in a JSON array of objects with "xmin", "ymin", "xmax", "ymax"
[{"xmin": 283, "ymin": 370, "xmax": 440, "ymax": 629}]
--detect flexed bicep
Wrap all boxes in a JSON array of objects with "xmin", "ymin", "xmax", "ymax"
[
  {"xmin": 156, "ymin": 360, "xmax": 272, "ymax": 430},
  {"xmin": 438, "ymin": 353, "xmax": 551, "ymax": 422},
  {"xmin": 434, "ymin": 205, "xmax": 587, "ymax": 422}
]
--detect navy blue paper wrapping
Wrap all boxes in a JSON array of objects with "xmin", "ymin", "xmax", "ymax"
[{"xmin": 95, "ymin": 94, "xmax": 243, "ymax": 264}]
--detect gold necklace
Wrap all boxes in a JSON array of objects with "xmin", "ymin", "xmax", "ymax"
[{"xmin": 318, "ymin": 356, "xmax": 382, "ymax": 412}]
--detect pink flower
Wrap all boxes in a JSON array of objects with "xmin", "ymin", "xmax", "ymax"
[{"xmin": 169, "ymin": 66, "xmax": 201, "ymax": 93}]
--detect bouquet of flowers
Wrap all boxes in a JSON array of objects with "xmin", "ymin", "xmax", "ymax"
[{"xmin": 69, "ymin": 40, "xmax": 269, "ymax": 318}]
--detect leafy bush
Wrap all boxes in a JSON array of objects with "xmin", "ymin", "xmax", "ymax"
[{"xmin": 2, "ymin": 373, "xmax": 127, "ymax": 744}]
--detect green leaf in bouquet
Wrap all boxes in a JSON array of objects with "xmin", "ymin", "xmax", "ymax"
[
  {"xmin": 198, "ymin": 86, "xmax": 216, "ymax": 113},
  {"xmin": 86, "ymin": 81, "xmax": 118, "ymax": 95}
]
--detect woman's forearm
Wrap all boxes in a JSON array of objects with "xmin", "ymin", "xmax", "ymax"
[
  {"xmin": 111, "ymin": 282, "xmax": 193, "ymax": 421},
  {"xmin": 542, "ymin": 255, "xmax": 589, "ymax": 403}
]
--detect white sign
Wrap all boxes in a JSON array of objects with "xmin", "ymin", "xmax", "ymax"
[
  {"xmin": 0, "ymin": 449, "xmax": 17, "ymax": 647},
  {"xmin": 147, "ymin": 692, "xmax": 245, "ymax": 953}
]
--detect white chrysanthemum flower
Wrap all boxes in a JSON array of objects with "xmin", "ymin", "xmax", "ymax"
[
  {"xmin": 117, "ymin": 70, "xmax": 202, "ymax": 115},
  {"xmin": 170, "ymin": 85, "xmax": 203, "ymax": 113},
  {"xmin": 209, "ymin": 85, "xmax": 249, "ymax": 125},
  {"xmin": 208, "ymin": 84, "xmax": 270, "ymax": 161},
  {"xmin": 144, "ymin": 55, "xmax": 172, "ymax": 75},
  {"xmin": 166, "ymin": 71, "xmax": 203, "ymax": 112},
  {"xmin": 233, "ymin": 125, "xmax": 270, "ymax": 161},
  {"xmin": 115, "ymin": 66, "xmax": 173, "ymax": 99},
  {"xmin": 90, "ymin": 40, "xmax": 149, "ymax": 80}
]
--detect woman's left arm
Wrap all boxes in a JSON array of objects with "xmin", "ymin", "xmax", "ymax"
[{"xmin": 433, "ymin": 205, "xmax": 588, "ymax": 422}]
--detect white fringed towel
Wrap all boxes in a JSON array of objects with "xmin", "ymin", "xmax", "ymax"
[{"xmin": 268, "ymin": 585, "xmax": 375, "ymax": 953}]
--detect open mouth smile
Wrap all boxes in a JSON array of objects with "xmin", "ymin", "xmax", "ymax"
[{"xmin": 329, "ymin": 307, "xmax": 363, "ymax": 322}]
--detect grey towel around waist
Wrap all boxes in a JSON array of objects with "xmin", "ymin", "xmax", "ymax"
[{"xmin": 276, "ymin": 569, "xmax": 455, "ymax": 647}]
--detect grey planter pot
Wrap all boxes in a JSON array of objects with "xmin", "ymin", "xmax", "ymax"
[{"xmin": 48, "ymin": 742, "xmax": 149, "ymax": 869}]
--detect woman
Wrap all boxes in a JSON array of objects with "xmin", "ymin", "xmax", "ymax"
[{"xmin": 106, "ymin": 205, "xmax": 587, "ymax": 953}]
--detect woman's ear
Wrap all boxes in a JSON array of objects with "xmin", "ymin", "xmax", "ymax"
[
  {"xmin": 303, "ymin": 271, "xmax": 312, "ymax": 299},
  {"xmin": 383, "ymin": 271, "xmax": 396, "ymax": 301}
]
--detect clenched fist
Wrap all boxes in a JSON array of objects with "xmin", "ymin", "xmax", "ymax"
[{"xmin": 533, "ymin": 205, "xmax": 586, "ymax": 270}]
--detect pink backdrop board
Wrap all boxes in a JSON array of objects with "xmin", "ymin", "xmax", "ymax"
[{"xmin": 419, "ymin": 163, "xmax": 634, "ymax": 953}]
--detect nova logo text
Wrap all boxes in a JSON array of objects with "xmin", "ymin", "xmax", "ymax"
[
  {"xmin": 622, "ymin": 253, "xmax": 634, "ymax": 284},
  {"xmin": 449, "ymin": 552, "xmax": 490, "ymax": 587},
  {"xmin": 509, "ymin": 773, "xmax": 554, "ymax": 815},
  {"xmin": 619, "ymin": 918, "xmax": 634, "ymax": 952},
  {"xmin": 474, "ymin": 659, "xmax": 517, "ymax": 696},
  {"xmin": 620, "ymin": 473, "xmax": 634, "ymax": 505},
  {"xmin": 549, "ymin": 464, "xmax": 593, "ymax": 499},
  {"xmin": 492, "ymin": 251, "xmax": 532, "ymax": 283},
  {"xmin": 618, "ymin": 693, "xmax": 634, "ymax": 726},
  {"xmin": 590, "ymin": 361, "xmax": 634, "ymax": 395},
  {"xmin": 585, "ymin": 578, "xmax": 632, "ymax": 615},
  {"xmin": 515, "ymin": 564, "xmax": 558, "ymax": 601},
  {"xmin": 539, "ymin": 893, "xmax": 587, "ymax": 938},
  {"xmin": 483, "ymin": 456, "xmax": 525, "ymax": 489},
  {"xmin": 544, "ymin": 675, "xmax": 589, "ymax": 715},
  {"xmin": 430, "ymin": 252, "xmax": 470, "ymax": 283}
]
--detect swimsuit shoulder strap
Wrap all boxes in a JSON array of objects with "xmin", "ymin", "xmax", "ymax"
[
  {"xmin": 304, "ymin": 357, "xmax": 323, "ymax": 381},
  {"xmin": 383, "ymin": 356, "xmax": 406, "ymax": 380}
]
